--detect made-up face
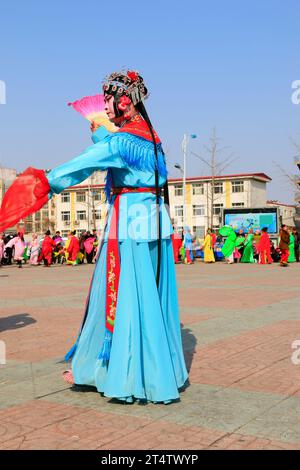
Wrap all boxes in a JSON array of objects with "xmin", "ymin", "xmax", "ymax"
[
  {"xmin": 104, "ymin": 94, "xmax": 115, "ymax": 119},
  {"xmin": 104, "ymin": 94, "xmax": 135, "ymax": 125},
  {"xmin": 104, "ymin": 94, "xmax": 124, "ymax": 126}
]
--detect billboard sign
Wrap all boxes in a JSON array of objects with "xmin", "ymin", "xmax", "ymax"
[{"xmin": 223, "ymin": 207, "xmax": 278, "ymax": 234}]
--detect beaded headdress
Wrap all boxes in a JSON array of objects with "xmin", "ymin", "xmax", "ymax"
[{"xmin": 102, "ymin": 70, "xmax": 148, "ymax": 105}]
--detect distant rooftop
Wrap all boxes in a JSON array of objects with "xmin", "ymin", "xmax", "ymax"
[
  {"xmin": 266, "ymin": 200, "xmax": 296, "ymax": 208},
  {"xmin": 169, "ymin": 172, "xmax": 272, "ymax": 183}
]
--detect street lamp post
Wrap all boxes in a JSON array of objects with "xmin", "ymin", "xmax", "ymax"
[
  {"xmin": 181, "ymin": 134, "xmax": 188, "ymax": 229},
  {"xmin": 174, "ymin": 163, "xmax": 183, "ymax": 229},
  {"xmin": 175, "ymin": 134, "xmax": 197, "ymax": 231},
  {"xmin": 180, "ymin": 133, "xmax": 197, "ymax": 229},
  {"xmin": 87, "ymin": 182, "xmax": 91, "ymax": 231}
]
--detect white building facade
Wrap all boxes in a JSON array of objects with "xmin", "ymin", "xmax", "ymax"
[
  {"xmin": 168, "ymin": 173, "xmax": 272, "ymax": 238},
  {"xmin": 52, "ymin": 171, "xmax": 107, "ymax": 238},
  {"xmin": 266, "ymin": 200, "xmax": 296, "ymax": 227}
]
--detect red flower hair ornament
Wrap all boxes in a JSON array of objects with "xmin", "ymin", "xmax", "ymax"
[
  {"xmin": 127, "ymin": 71, "xmax": 139, "ymax": 82},
  {"xmin": 117, "ymin": 95, "xmax": 132, "ymax": 111}
]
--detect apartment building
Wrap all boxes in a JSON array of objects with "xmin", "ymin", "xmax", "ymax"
[
  {"xmin": 169, "ymin": 173, "xmax": 271, "ymax": 237},
  {"xmin": 266, "ymin": 200, "xmax": 296, "ymax": 227},
  {"xmin": 53, "ymin": 171, "xmax": 107, "ymax": 237}
]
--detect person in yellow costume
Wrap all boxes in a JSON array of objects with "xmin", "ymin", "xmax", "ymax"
[{"xmin": 202, "ymin": 228, "xmax": 215, "ymax": 263}]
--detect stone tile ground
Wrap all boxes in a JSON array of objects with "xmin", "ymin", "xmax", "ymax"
[{"xmin": 0, "ymin": 261, "xmax": 300, "ymax": 449}]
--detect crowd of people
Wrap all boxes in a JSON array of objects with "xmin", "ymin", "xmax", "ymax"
[
  {"xmin": 0, "ymin": 224, "xmax": 299, "ymax": 270},
  {"xmin": 0, "ymin": 229, "xmax": 99, "ymax": 268},
  {"xmin": 172, "ymin": 224, "xmax": 300, "ymax": 267}
]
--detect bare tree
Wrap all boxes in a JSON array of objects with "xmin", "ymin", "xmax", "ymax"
[
  {"xmin": 273, "ymin": 138, "xmax": 300, "ymax": 192},
  {"xmin": 191, "ymin": 128, "xmax": 237, "ymax": 228}
]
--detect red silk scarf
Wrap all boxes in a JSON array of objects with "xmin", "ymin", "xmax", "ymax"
[{"xmin": 0, "ymin": 167, "xmax": 50, "ymax": 233}]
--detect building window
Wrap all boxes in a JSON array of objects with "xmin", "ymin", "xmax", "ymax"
[
  {"xmin": 93, "ymin": 190, "xmax": 102, "ymax": 201},
  {"xmin": 26, "ymin": 223, "xmax": 33, "ymax": 233},
  {"xmin": 76, "ymin": 210, "xmax": 87, "ymax": 221},
  {"xmin": 93, "ymin": 210, "xmax": 101, "ymax": 220},
  {"xmin": 213, "ymin": 203, "xmax": 223, "ymax": 215},
  {"xmin": 175, "ymin": 205, "xmax": 184, "ymax": 217},
  {"xmin": 35, "ymin": 212, "xmax": 41, "ymax": 221},
  {"xmin": 61, "ymin": 230, "xmax": 69, "ymax": 238},
  {"xmin": 174, "ymin": 185, "xmax": 183, "ymax": 197},
  {"xmin": 35, "ymin": 223, "xmax": 41, "ymax": 232},
  {"xmin": 232, "ymin": 202, "xmax": 245, "ymax": 207},
  {"xmin": 213, "ymin": 182, "xmax": 223, "ymax": 194},
  {"xmin": 193, "ymin": 205, "xmax": 205, "ymax": 216},
  {"xmin": 232, "ymin": 181, "xmax": 244, "ymax": 193},
  {"xmin": 61, "ymin": 211, "xmax": 70, "ymax": 222},
  {"xmin": 76, "ymin": 191, "xmax": 86, "ymax": 203},
  {"xmin": 193, "ymin": 226, "xmax": 205, "ymax": 238},
  {"xmin": 61, "ymin": 192, "xmax": 70, "ymax": 203},
  {"xmin": 192, "ymin": 183, "xmax": 204, "ymax": 195}
]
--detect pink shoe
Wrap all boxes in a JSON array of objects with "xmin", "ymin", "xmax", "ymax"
[{"xmin": 62, "ymin": 370, "xmax": 74, "ymax": 385}]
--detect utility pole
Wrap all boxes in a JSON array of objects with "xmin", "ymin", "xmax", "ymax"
[
  {"xmin": 179, "ymin": 133, "xmax": 197, "ymax": 229},
  {"xmin": 210, "ymin": 128, "xmax": 217, "ymax": 228}
]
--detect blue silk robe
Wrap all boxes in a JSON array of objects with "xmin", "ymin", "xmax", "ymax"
[{"xmin": 47, "ymin": 126, "xmax": 188, "ymax": 403}]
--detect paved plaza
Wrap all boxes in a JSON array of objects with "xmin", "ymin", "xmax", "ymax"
[{"xmin": 0, "ymin": 260, "xmax": 300, "ymax": 450}]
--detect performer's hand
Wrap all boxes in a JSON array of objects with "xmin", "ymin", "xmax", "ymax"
[{"xmin": 90, "ymin": 120, "xmax": 101, "ymax": 133}]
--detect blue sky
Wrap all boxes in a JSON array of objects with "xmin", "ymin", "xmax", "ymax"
[{"xmin": 0, "ymin": 0, "xmax": 299, "ymax": 202}]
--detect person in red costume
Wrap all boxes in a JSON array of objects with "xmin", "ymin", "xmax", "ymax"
[
  {"xmin": 171, "ymin": 227, "xmax": 182, "ymax": 264},
  {"xmin": 279, "ymin": 224, "xmax": 290, "ymax": 267},
  {"xmin": 210, "ymin": 229, "xmax": 217, "ymax": 249},
  {"xmin": 39, "ymin": 230, "xmax": 56, "ymax": 267},
  {"xmin": 67, "ymin": 231, "xmax": 80, "ymax": 265},
  {"xmin": 257, "ymin": 227, "xmax": 272, "ymax": 264}
]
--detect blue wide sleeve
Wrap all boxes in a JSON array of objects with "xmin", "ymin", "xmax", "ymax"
[{"xmin": 47, "ymin": 128, "xmax": 125, "ymax": 195}]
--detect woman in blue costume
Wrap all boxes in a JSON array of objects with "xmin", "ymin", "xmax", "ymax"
[
  {"xmin": 183, "ymin": 226, "xmax": 194, "ymax": 264},
  {"xmin": 0, "ymin": 70, "xmax": 188, "ymax": 403}
]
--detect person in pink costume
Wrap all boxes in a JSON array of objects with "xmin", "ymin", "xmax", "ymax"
[
  {"xmin": 29, "ymin": 233, "xmax": 40, "ymax": 266},
  {"xmin": 12, "ymin": 232, "xmax": 26, "ymax": 268},
  {"xmin": 84, "ymin": 233, "xmax": 96, "ymax": 264},
  {"xmin": 0, "ymin": 233, "xmax": 4, "ymax": 265},
  {"xmin": 233, "ymin": 246, "xmax": 241, "ymax": 262}
]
